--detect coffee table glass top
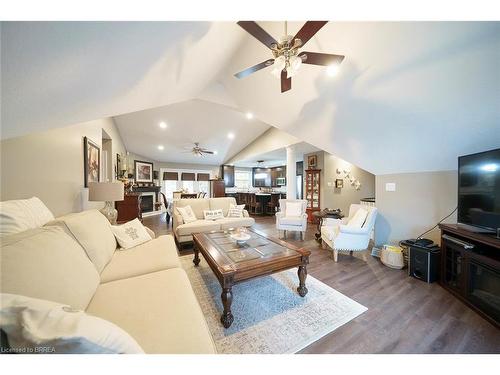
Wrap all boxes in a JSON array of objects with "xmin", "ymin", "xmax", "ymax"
[{"xmin": 205, "ymin": 230, "xmax": 292, "ymax": 264}]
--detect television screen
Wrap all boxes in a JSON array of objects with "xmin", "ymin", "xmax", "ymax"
[{"xmin": 458, "ymin": 148, "xmax": 500, "ymax": 231}]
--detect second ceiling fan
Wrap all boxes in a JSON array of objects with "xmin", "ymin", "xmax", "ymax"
[{"xmin": 234, "ymin": 21, "xmax": 345, "ymax": 93}]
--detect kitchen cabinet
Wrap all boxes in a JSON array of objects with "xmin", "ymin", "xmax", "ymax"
[
  {"xmin": 253, "ymin": 167, "xmax": 272, "ymax": 187},
  {"xmin": 220, "ymin": 165, "xmax": 235, "ymax": 187}
]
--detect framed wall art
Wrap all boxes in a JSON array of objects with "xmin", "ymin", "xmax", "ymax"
[
  {"xmin": 83, "ymin": 137, "xmax": 100, "ymax": 187},
  {"xmin": 134, "ymin": 160, "xmax": 154, "ymax": 183}
]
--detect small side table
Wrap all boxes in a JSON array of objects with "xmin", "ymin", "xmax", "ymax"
[{"xmin": 312, "ymin": 209, "xmax": 344, "ymax": 242}]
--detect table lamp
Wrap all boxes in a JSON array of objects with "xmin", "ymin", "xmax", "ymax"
[{"xmin": 88, "ymin": 182, "xmax": 124, "ymax": 224}]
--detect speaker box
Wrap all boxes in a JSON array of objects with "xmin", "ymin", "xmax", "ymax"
[{"xmin": 409, "ymin": 246, "xmax": 440, "ymax": 283}]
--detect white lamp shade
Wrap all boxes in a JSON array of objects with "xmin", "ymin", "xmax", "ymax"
[{"xmin": 88, "ymin": 182, "xmax": 124, "ymax": 202}]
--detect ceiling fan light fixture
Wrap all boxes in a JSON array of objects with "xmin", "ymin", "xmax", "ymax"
[
  {"xmin": 271, "ymin": 56, "xmax": 286, "ymax": 78},
  {"xmin": 286, "ymin": 55, "xmax": 302, "ymax": 78}
]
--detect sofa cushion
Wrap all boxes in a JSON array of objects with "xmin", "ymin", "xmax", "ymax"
[
  {"xmin": 47, "ymin": 209, "xmax": 117, "ymax": 273},
  {"xmin": 0, "ymin": 293, "xmax": 144, "ymax": 354},
  {"xmin": 175, "ymin": 220, "xmax": 221, "ymax": 236},
  {"xmin": 217, "ymin": 217, "xmax": 255, "ymax": 230},
  {"xmin": 176, "ymin": 205, "xmax": 197, "ymax": 224},
  {"xmin": 347, "ymin": 207, "xmax": 368, "ymax": 228},
  {"xmin": 0, "ymin": 197, "xmax": 55, "ymax": 237},
  {"xmin": 110, "ymin": 218, "xmax": 152, "ymax": 249},
  {"xmin": 285, "ymin": 202, "xmax": 303, "ymax": 217},
  {"xmin": 279, "ymin": 216, "xmax": 304, "ymax": 226},
  {"xmin": 209, "ymin": 197, "xmax": 236, "ymax": 217},
  {"xmin": 175, "ymin": 199, "xmax": 210, "ymax": 220},
  {"xmin": 203, "ymin": 209, "xmax": 224, "ymax": 221},
  {"xmin": 86, "ymin": 268, "xmax": 216, "ymax": 354},
  {"xmin": 0, "ymin": 227, "xmax": 100, "ymax": 310},
  {"xmin": 100, "ymin": 235, "xmax": 180, "ymax": 283}
]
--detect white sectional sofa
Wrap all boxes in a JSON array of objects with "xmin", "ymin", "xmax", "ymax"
[
  {"xmin": 173, "ymin": 197, "xmax": 255, "ymax": 246},
  {"xmin": 0, "ymin": 208, "xmax": 216, "ymax": 354}
]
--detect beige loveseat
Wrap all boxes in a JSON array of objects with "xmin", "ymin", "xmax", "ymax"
[
  {"xmin": 173, "ymin": 197, "xmax": 255, "ymax": 246},
  {"xmin": 0, "ymin": 209, "xmax": 215, "ymax": 354}
]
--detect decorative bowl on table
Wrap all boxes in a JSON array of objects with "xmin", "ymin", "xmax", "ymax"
[{"xmin": 230, "ymin": 232, "xmax": 251, "ymax": 245}]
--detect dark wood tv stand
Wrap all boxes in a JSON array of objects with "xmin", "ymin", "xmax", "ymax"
[{"xmin": 439, "ymin": 224, "xmax": 500, "ymax": 328}]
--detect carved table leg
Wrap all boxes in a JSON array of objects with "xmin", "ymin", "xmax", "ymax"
[
  {"xmin": 297, "ymin": 265, "xmax": 308, "ymax": 297},
  {"xmin": 193, "ymin": 243, "xmax": 200, "ymax": 266},
  {"xmin": 220, "ymin": 287, "xmax": 234, "ymax": 328}
]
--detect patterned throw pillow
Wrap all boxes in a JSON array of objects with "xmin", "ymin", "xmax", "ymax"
[
  {"xmin": 110, "ymin": 218, "xmax": 152, "ymax": 249},
  {"xmin": 176, "ymin": 205, "xmax": 197, "ymax": 224},
  {"xmin": 203, "ymin": 209, "xmax": 224, "ymax": 220},
  {"xmin": 227, "ymin": 204, "xmax": 245, "ymax": 218}
]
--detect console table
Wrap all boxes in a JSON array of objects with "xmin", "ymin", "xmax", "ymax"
[
  {"xmin": 312, "ymin": 209, "xmax": 343, "ymax": 242},
  {"xmin": 439, "ymin": 224, "xmax": 500, "ymax": 327}
]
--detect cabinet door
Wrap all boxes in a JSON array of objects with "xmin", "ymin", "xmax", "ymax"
[
  {"xmin": 442, "ymin": 239, "xmax": 466, "ymax": 295},
  {"xmin": 222, "ymin": 165, "xmax": 235, "ymax": 187}
]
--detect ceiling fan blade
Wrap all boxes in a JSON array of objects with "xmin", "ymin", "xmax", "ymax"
[
  {"xmin": 201, "ymin": 150, "xmax": 214, "ymax": 155},
  {"xmin": 299, "ymin": 51, "xmax": 345, "ymax": 66},
  {"xmin": 234, "ymin": 59, "xmax": 274, "ymax": 79},
  {"xmin": 281, "ymin": 70, "xmax": 291, "ymax": 93},
  {"xmin": 237, "ymin": 21, "xmax": 278, "ymax": 49},
  {"xmin": 293, "ymin": 21, "xmax": 328, "ymax": 47}
]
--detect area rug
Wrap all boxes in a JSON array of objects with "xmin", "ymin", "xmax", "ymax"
[{"xmin": 180, "ymin": 255, "xmax": 367, "ymax": 354}]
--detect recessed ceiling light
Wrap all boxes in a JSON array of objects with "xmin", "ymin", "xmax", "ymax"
[
  {"xmin": 246, "ymin": 112, "xmax": 254, "ymax": 120},
  {"xmin": 213, "ymin": 150, "xmax": 218, "ymax": 155},
  {"xmin": 157, "ymin": 145, "xmax": 164, "ymax": 150},
  {"xmin": 159, "ymin": 121, "xmax": 167, "ymax": 129},
  {"xmin": 227, "ymin": 133, "xmax": 235, "ymax": 139},
  {"xmin": 326, "ymin": 64, "xmax": 340, "ymax": 77}
]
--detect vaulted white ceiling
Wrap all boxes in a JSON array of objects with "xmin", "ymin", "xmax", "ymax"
[
  {"xmin": 2, "ymin": 21, "xmax": 499, "ymax": 174},
  {"xmin": 113, "ymin": 99, "xmax": 270, "ymax": 165}
]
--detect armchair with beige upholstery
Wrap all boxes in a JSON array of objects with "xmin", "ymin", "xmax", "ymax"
[
  {"xmin": 275, "ymin": 199, "xmax": 308, "ymax": 240},
  {"xmin": 321, "ymin": 203, "xmax": 377, "ymax": 262}
]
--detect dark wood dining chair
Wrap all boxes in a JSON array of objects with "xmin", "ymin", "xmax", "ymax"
[{"xmin": 160, "ymin": 192, "xmax": 170, "ymax": 226}]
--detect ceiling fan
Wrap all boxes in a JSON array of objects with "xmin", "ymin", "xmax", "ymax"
[
  {"xmin": 234, "ymin": 21, "xmax": 345, "ymax": 93},
  {"xmin": 182, "ymin": 142, "xmax": 216, "ymax": 157}
]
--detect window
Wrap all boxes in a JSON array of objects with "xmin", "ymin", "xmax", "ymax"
[
  {"xmin": 162, "ymin": 180, "xmax": 178, "ymax": 199},
  {"xmin": 235, "ymin": 171, "xmax": 251, "ymax": 189},
  {"xmin": 198, "ymin": 181, "xmax": 209, "ymax": 194},
  {"xmin": 182, "ymin": 181, "xmax": 194, "ymax": 193}
]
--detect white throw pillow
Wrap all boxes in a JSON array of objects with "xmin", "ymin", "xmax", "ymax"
[
  {"xmin": 110, "ymin": 218, "xmax": 152, "ymax": 250},
  {"xmin": 0, "ymin": 197, "xmax": 55, "ymax": 236},
  {"xmin": 347, "ymin": 208, "xmax": 368, "ymax": 228},
  {"xmin": 176, "ymin": 205, "xmax": 197, "ymax": 224},
  {"xmin": 227, "ymin": 204, "xmax": 245, "ymax": 218},
  {"xmin": 0, "ymin": 293, "xmax": 144, "ymax": 354},
  {"xmin": 203, "ymin": 209, "xmax": 224, "ymax": 220},
  {"xmin": 285, "ymin": 202, "xmax": 303, "ymax": 217}
]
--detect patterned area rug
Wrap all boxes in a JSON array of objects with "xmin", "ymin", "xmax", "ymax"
[{"xmin": 180, "ymin": 255, "xmax": 367, "ymax": 354}]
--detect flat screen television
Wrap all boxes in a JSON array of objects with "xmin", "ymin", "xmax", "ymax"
[{"xmin": 458, "ymin": 148, "xmax": 500, "ymax": 233}]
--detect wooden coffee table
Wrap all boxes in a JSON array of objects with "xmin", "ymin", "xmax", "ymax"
[{"xmin": 192, "ymin": 228, "xmax": 311, "ymax": 328}]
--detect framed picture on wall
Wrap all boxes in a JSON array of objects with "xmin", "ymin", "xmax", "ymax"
[
  {"xmin": 116, "ymin": 153, "xmax": 121, "ymax": 178},
  {"xmin": 134, "ymin": 160, "xmax": 153, "ymax": 183},
  {"xmin": 308, "ymin": 155, "xmax": 317, "ymax": 168},
  {"xmin": 335, "ymin": 179, "xmax": 344, "ymax": 188},
  {"xmin": 83, "ymin": 137, "xmax": 100, "ymax": 187}
]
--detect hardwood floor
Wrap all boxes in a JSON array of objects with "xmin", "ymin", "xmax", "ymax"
[{"xmin": 143, "ymin": 213, "xmax": 500, "ymax": 354}]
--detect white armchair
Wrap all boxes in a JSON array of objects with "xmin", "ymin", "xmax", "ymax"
[
  {"xmin": 275, "ymin": 199, "xmax": 308, "ymax": 240},
  {"xmin": 321, "ymin": 204, "xmax": 378, "ymax": 262}
]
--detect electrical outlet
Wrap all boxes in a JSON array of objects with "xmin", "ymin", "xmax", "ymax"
[{"xmin": 385, "ymin": 182, "xmax": 396, "ymax": 192}]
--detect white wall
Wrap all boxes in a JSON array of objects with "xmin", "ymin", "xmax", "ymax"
[
  {"xmin": 225, "ymin": 127, "xmax": 300, "ymax": 165},
  {"xmin": 375, "ymin": 170, "xmax": 457, "ymax": 246},
  {"xmin": 0, "ymin": 118, "xmax": 126, "ymax": 216}
]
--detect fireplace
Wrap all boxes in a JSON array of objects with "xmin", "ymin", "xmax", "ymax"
[{"xmin": 140, "ymin": 194, "xmax": 154, "ymax": 213}]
